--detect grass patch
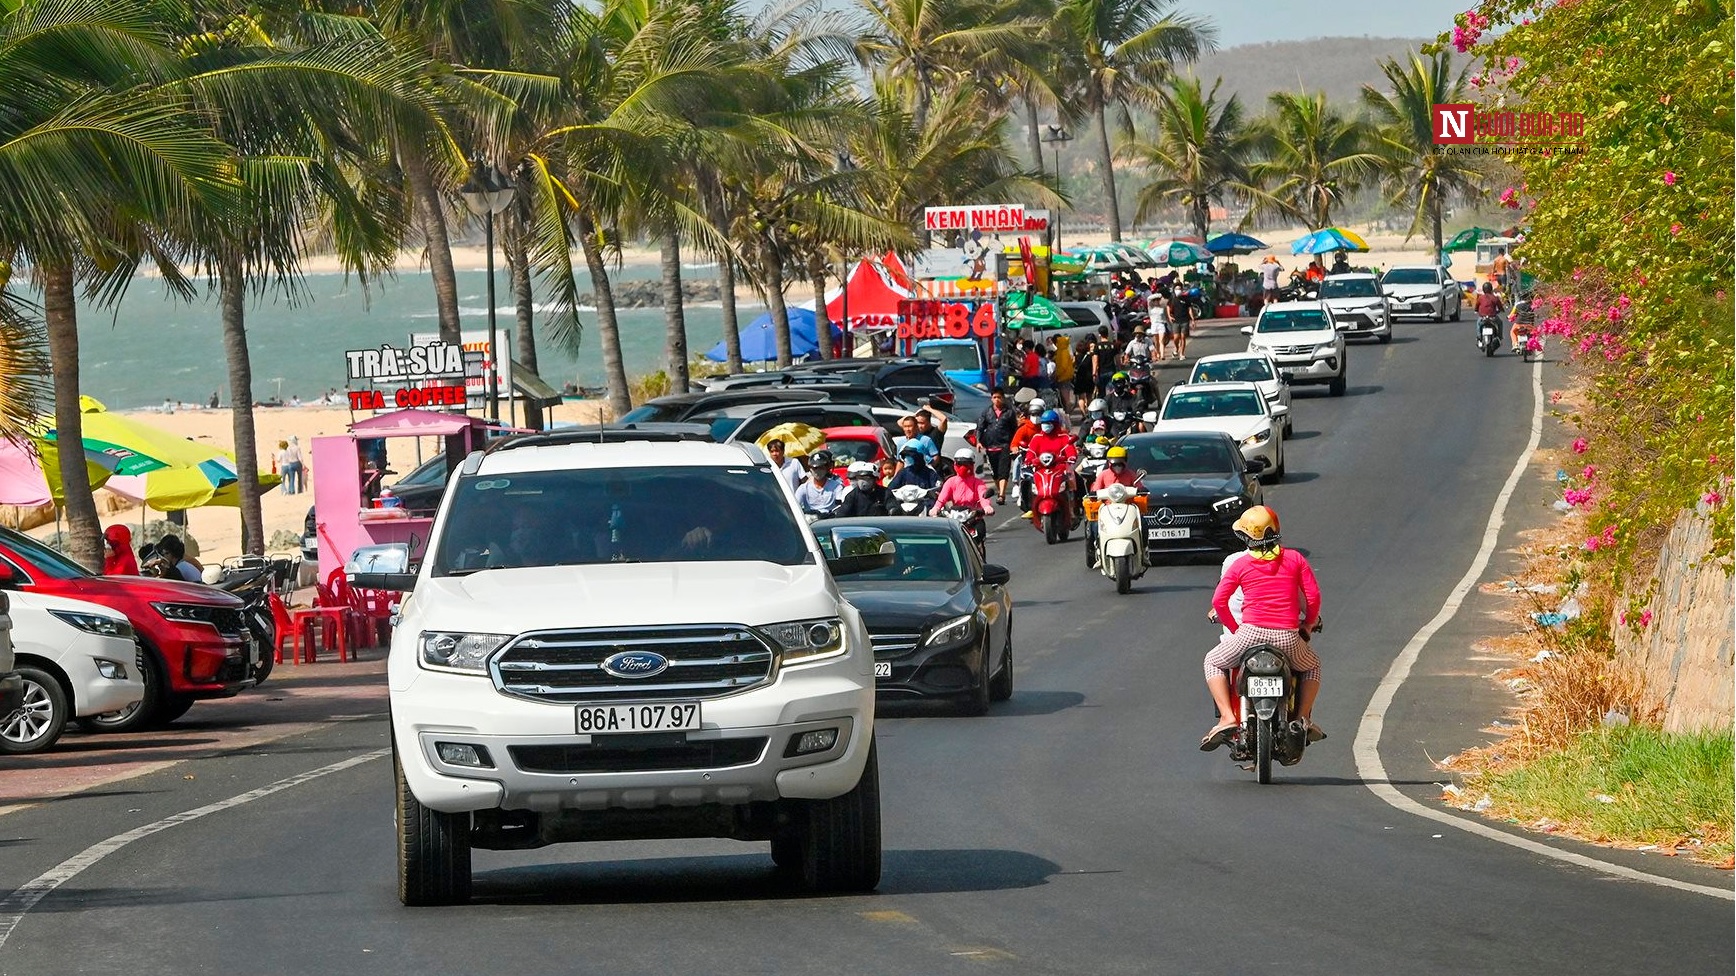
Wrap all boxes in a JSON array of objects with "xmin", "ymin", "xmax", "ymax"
[{"xmin": 1469, "ymin": 724, "xmax": 1734, "ymax": 862}]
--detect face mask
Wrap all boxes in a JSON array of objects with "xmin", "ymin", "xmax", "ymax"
[
  {"xmin": 1040, "ymin": 424, "xmax": 1055, "ymax": 433},
  {"xmin": 1111, "ymin": 462, "xmax": 1124, "ymax": 471}
]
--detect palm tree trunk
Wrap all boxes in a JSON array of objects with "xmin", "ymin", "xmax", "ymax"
[
  {"xmin": 719, "ymin": 256, "xmax": 744, "ymax": 373},
  {"xmin": 218, "ymin": 254, "xmax": 264, "ymax": 556},
  {"xmin": 402, "ymin": 149, "xmax": 462, "ymax": 345},
  {"xmin": 506, "ymin": 211, "xmax": 542, "ymax": 430},
  {"xmin": 761, "ymin": 238, "xmax": 793, "ymax": 368},
  {"xmin": 1025, "ymin": 96, "xmax": 1045, "ymax": 179},
  {"xmin": 42, "ymin": 263, "xmax": 101, "ymax": 569},
  {"xmin": 810, "ymin": 262, "xmax": 831, "ymax": 361},
  {"xmin": 578, "ymin": 213, "xmax": 631, "ymax": 417},
  {"xmin": 1193, "ymin": 200, "xmax": 1209, "ymax": 246},
  {"xmin": 1430, "ymin": 189, "xmax": 1444, "ymax": 260},
  {"xmin": 660, "ymin": 233, "xmax": 689, "ymax": 393},
  {"xmin": 1092, "ymin": 99, "xmax": 1122, "ymax": 241}
]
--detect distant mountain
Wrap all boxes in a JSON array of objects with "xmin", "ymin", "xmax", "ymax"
[{"xmin": 1183, "ymin": 37, "xmax": 1443, "ymax": 109}]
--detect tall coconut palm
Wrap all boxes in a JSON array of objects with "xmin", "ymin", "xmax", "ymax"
[
  {"xmin": 856, "ymin": 0, "xmax": 1041, "ymax": 132},
  {"xmin": 1361, "ymin": 51, "xmax": 1485, "ymax": 256},
  {"xmin": 1055, "ymin": 0, "xmax": 1212, "ymax": 241},
  {"xmin": 0, "ymin": 0, "xmax": 242, "ymax": 567},
  {"xmin": 1248, "ymin": 89, "xmax": 1380, "ymax": 232},
  {"xmin": 1119, "ymin": 75, "xmax": 1259, "ymax": 243}
]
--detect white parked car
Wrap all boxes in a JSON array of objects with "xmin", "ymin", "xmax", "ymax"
[
  {"xmin": 1150, "ymin": 382, "xmax": 1286, "ymax": 482},
  {"xmin": 1243, "ymin": 301, "xmax": 1347, "ymax": 397},
  {"xmin": 365, "ymin": 432, "xmax": 886, "ymax": 905},
  {"xmin": 0, "ymin": 590, "xmax": 143, "ymax": 754},
  {"xmin": 1319, "ymin": 273, "xmax": 1393, "ymax": 343},
  {"xmin": 1188, "ymin": 352, "xmax": 1292, "ymax": 438},
  {"xmin": 1380, "ymin": 265, "xmax": 1463, "ymax": 322}
]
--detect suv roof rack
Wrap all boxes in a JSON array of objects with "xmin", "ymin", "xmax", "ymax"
[{"xmin": 487, "ymin": 423, "xmax": 717, "ymax": 453}]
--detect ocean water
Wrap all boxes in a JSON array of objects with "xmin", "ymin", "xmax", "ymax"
[{"xmin": 67, "ymin": 266, "xmax": 764, "ymax": 409}]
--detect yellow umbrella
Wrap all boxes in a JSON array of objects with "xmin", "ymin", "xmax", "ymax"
[
  {"xmin": 755, "ymin": 422, "xmax": 827, "ymax": 457},
  {"xmin": 54, "ymin": 397, "xmax": 279, "ymax": 512}
]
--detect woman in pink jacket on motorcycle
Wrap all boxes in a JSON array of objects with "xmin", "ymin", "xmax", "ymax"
[{"xmin": 930, "ymin": 448, "xmax": 996, "ymax": 515}]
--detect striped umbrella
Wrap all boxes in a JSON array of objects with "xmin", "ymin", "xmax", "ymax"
[
  {"xmin": 1290, "ymin": 227, "xmax": 1371, "ymax": 255},
  {"xmin": 1145, "ymin": 239, "xmax": 1213, "ymax": 267}
]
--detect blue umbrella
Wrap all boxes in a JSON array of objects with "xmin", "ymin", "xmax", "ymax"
[
  {"xmin": 705, "ymin": 307, "xmax": 840, "ymax": 363},
  {"xmin": 1205, "ymin": 232, "xmax": 1268, "ymax": 255},
  {"xmin": 1290, "ymin": 227, "xmax": 1370, "ymax": 255}
]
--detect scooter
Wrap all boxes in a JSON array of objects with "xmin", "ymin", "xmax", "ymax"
[
  {"xmin": 1476, "ymin": 315, "xmax": 1502, "ymax": 357},
  {"xmin": 210, "ymin": 555, "xmax": 283, "ymax": 687},
  {"xmin": 941, "ymin": 504, "xmax": 987, "ymax": 558},
  {"xmin": 1074, "ymin": 441, "xmax": 1109, "ymax": 521},
  {"xmin": 1087, "ymin": 483, "xmax": 1147, "ymax": 594},
  {"xmin": 889, "ymin": 484, "xmax": 937, "ymax": 517},
  {"xmin": 1221, "ymin": 620, "xmax": 1323, "ymax": 784},
  {"xmin": 1027, "ymin": 451, "xmax": 1074, "ymax": 544}
]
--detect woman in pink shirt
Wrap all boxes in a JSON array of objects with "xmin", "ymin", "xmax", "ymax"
[
  {"xmin": 1199, "ymin": 506, "xmax": 1324, "ymax": 750},
  {"xmin": 930, "ymin": 449, "xmax": 996, "ymax": 515}
]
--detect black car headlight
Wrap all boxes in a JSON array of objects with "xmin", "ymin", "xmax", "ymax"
[
  {"xmin": 763, "ymin": 618, "xmax": 845, "ymax": 665},
  {"xmin": 49, "ymin": 609, "xmax": 135, "ymax": 639},
  {"xmin": 923, "ymin": 614, "xmax": 976, "ymax": 647},
  {"xmin": 419, "ymin": 632, "xmax": 509, "ymax": 674}
]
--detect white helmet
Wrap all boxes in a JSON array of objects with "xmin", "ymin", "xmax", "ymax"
[
  {"xmin": 1087, "ymin": 398, "xmax": 1107, "ymax": 413},
  {"xmin": 1027, "ymin": 398, "xmax": 1047, "ymax": 416},
  {"xmin": 846, "ymin": 461, "xmax": 877, "ymax": 478},
  {"xmin": 953, "ymin": 447, "xmax": 976, "ymax": 462}
]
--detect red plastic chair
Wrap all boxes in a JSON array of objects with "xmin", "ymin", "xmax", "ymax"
[{"xmin": 274, "ymin": 591, "xmax": 351, "ymax": 664}]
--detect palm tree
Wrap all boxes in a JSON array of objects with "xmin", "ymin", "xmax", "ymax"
[
  {"xmin": 1055, "ymin": 0, "xmax": 1213, "ymax": 241},
  {"xmin": 856, "ymin": 0, "xmax": 1041, "ymax": 132},
  {"xmin": 1361, "ymin": 51, "xmax": 1485, "ymax": 256},
  {"xmin": 0, "ymin": 0, "xmax": 243, "ymax": 567},
  {"xmin": 1248, "ymin": 89, "xmax": 1380, "ymax": 232},
  {"xmin": 1120, "ymin": 75, "xmax": 1259, "ymax": 242}
]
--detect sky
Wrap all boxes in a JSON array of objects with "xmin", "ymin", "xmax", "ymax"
[{"xmin": 1170, "ymin": 0, "xmax": 1468, "ymax": 47}]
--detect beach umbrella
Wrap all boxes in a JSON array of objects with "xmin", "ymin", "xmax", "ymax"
[
  {"xmin": 1205, "ymin": 232, "xmax": 1268, "ymax": 255},
  {"xmin": 1444, "ymin": 227, "xmax": 1498, "ymax": 252},
  {"xmin": 45, "ymin": 397, "xmax": 277, "ymax": 512},
  {"xmin": 0, "ymin": 438, "xmax": 112, "ymax": 507},
  {"xmin": 1145, "ymin": 239, "xmax": 1213, "ymax": 267},
  {"xmin": 1002, "ymin": 293, "xmax": 1068, "ymax": 330},
  {"xmin": 754, "ymin": 422, "xmax": 827, "ymax": 458},
  {"xmin": 1290, "ymin": 227, "xmax": 1370, "ymax": 255},
  {"xmin": 705, "ymin": 308, "xmax": 840, "ymax": 363},
  {"xmin": 1068, "ymin": 245, "xmax": 1135, "ymax": 271}
]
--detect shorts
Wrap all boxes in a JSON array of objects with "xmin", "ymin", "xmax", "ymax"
[
  {"xmin": 1203, "ymin": 624, "xmax": 1321, "ymax": 682},
  {"xmin": 985, "ymin": 448, "xmax": 1011, "ymax": 482},
  {"xmin": 1172, "ymin": 319, "xmax": 1192, "ymax": 337}
]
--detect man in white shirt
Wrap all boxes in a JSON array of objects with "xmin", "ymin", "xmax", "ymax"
[
  {"xmin": 765, "ymin": 438, "xmax": 805, "ymax": 490},
  {"xmin": 1124, "ymin": 327, "xmax": 1152, "ymax": 361}
]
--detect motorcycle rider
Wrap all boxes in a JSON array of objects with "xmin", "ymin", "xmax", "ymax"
[
  {"xmin": 1091, "ymin": 445, "xmax": 1144, "ymax": 492},
  {"xmin": 834, "ymin": 461, "xmax": 889, "ymax": 517},
  {"xmin": 792, "ymin": 451, "xmax": 848, "ymax": 518},
  {"xmin": 1474, "ymin": 281, "xmax": 1506, "ymax": 349},
  {"xmin": 1009, "ymin": 399, "xmax": 1045, "ymax": 510},
  {"xmin": 1077, "ymin": 397, "xmax": 1110, "ymax": 441},
  {"xmin": 1022, "ymin": 409, "xmax": 1079, "ymax": 519},
  {"xmin": 1103, "ymin": 373, "xmax": 1144, "ymax": 436},
  {"xmin": 888, "ymin": 443, "xmax": 941, "ymax": 492},
  {"xmin": 1199, "ymin": 506, "xmax": 1324, "ymax": 750},
  {"xmin": 976, "ymin": 387, "xmax": 1021, "ymax": 504},
  {"xmin": 931, "ymin": 448, "xmax": 996, "ymax": 516}
]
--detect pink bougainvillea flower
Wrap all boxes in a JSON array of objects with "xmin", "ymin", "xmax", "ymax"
[
  {"xmin": 1662, "ymin": 171, "xmax": 1677, "ymax": 185},
  {"xmin": 1582, "ymin": 465, "xmax": 1597, "ymax": 480},
  {"xmin": 1702, "ymin": 491, "xmax": 1723, "ymax": 508},
  {"xmin": 1638, "ymin": 609, "xmax": 1653, "ymax": 628},
  {"xmin": 1617, "ymin": 610, "xmax": 1627, "ymax": 626},
  {"xmin": 1499, "ymin": 187, "xmax": 1520, "ymax": 208},
  {"xmin": 1563, "ymin": 488, "xmax": 1594, "ymax": 507},
  {"xmin": 1584, "ymin": 535, "xmax": 1602, "ymax": 552},
  {"xmin": 1550, "ymin": 391, "xmax": 1563, "ymax": 403},
  {"xmin": 1607, "ymin": 306, "xmax": 1621, "ymax": 321},
  {"xmin": 1671, "ymin": 223, "xmax": 1683, "ymax": 235},
  {"xmin": 1709, "ymin": 454, "xmax": 1721, "ymax": 465},
  {"xmin": 1571, "ymin": 437, "xmax": 1588, "ymax": 454}
]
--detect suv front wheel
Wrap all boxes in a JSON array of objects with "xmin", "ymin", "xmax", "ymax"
[
  {"xmin": 396, "ymin": 749, "xmax": 473, "ymax": 906},
  {"xmin": 778, "ymin": 739, "xmax": 882, "ymax": 893}
]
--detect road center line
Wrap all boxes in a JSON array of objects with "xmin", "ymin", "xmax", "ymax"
[
  {"xmin": 1352, "ymin": 358, "xmax": 1732, "ymax": 901},
  {"xmin": 0, "ymin": 748, "xmax": 390, "ymax": 949}
]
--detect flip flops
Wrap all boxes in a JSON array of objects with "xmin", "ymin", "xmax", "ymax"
[{"xmin": 1200, "ymin": 723, "xmax": 1239, "ymax": 751}]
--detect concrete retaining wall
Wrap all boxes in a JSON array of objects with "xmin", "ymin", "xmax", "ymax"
[{"xmin": 1613, "ymin": 511, "xmax": 1734, "ymax": 733}]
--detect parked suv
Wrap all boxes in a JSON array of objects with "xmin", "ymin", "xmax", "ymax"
[
  {"xmin": 368, "ymin": 430, "xmax": 886, "ymax": 905},
  {"xmin": 1242, "ymin": 301, "xmax": 1347, "ymax": 397},
  {"xmin": 0, "ymin": 527, "xmax": 250, "ymax": 732},
  {"xmin": 705, "ymin": 359, "xmax": 953, "ymax": 411}
]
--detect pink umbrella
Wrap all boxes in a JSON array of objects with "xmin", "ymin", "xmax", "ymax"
[{"xmin": 0, "ymin": 438, "xmax": 113, "ymax": 507}]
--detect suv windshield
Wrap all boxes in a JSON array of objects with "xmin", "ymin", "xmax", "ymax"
[
  {"xmin": 1320, "ymin": 278, "xmax": 1379, "ymax": 298},
  {"xmin": 1163, "ymin": 390, "xmax": 1264, "ymax": 420},
  {"xmin": 1123, "ymin": 438, "xmax": 1237, "ymax": 476},
  {"xmin": 1192, "ymin": 358, "xmax": 1273, "ymax": 384},
  {"xmin": 916, "ymin": 345, "xmax": 981, "ymax": 372},
  {"xmin": 1382, "ymin": 268, "xmax": 1440, "ymax": 285},
  {"xmin": 1256, "ymin": 309, "xmax": 1330, "ymax": 333},
  {"xmin": 432, "ymin": 467, "xmax": 810, "ymax": 574},
  {"xmin": 0, "ymin": 527, "xmax": 91, "ymax": 579}
]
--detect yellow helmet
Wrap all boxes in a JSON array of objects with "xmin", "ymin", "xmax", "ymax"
[
  {"xmin": 1106, "ymin": 446, "xmax": 1128, "ymax": 460},
  {"xmin": 1232, "ymin": 505, "xmax": 1281, "ymax": 547}
]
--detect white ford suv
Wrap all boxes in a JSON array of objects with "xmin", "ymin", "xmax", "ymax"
[
  {"xmin": 1243, "ymin": 301, "xmax": 1348, "ymax": 397},
  {"xmin": 364, "ymin": 432, "xmax": 886, "ymax": 905}
]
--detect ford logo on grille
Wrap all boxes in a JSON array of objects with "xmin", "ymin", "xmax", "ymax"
[{"xmin": 601, "ymin": 650, "xmax": 669, "ymax": 679}]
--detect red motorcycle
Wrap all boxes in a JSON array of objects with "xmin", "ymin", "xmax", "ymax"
[{"xmin": 1027, "ymin": 451, "xmax": 1075, "ymax": 544}]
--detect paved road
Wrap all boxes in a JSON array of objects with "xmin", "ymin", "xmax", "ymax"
[{"xmin": 3, "ymin": 323, "xmax": 1731, "ymax": 975}]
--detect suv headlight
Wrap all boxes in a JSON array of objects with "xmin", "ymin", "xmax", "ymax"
[
  {"xmin": 1314, "ymin": 343, "xmax": 1338, "ymax": 356},
  {"xmin": 1241, "ymin": 430, "xmax": 1270, "ymax": 447},
  {"xmin": 1212, "ymin": 495, "xmax": 1248, "ymax": 513},
  {"xmin": 419, "ymin": 632, "xmax": 509, "ymax": 674},
  {"xmin": 924, "ymin": 614, "xmax": 976, "ymax": 647},
  {"xmin": 49, "ymin": 609, "xmax": 135, "ymax": 639},
  {"xmin": 762, "ymin": 618, "xmax": 845, "ymax": 665}
]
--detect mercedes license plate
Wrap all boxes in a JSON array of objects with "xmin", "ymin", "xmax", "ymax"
[
  {"xmin": 1246, "ymin": 676, "xmax": 1284, "ymax": 698},
  {"xmin": 1148, "ymin": 527, "xmax": 1189, "ymax": 540},
  {"xmin": 874, "ymin": 661, "xmax": 892, "ymax": 678},
  {"xmin": 576, "ymin": 702, "xmax": 701, "ymax": 734}
]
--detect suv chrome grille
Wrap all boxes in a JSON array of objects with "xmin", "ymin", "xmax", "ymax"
[
  {"xmin": 491, "ymin": 626, "xmax": 775, "ymax": 703},
  {"xmin": 1270, "ymin": 344, "xmax": 1317, "ymax": 356},
  {"xmin": 868, "ymin": 632, "xmax": 922, "ymax": 658}
]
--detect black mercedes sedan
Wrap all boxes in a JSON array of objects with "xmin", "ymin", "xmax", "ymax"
[
  {"xmin": 1115, "ymin": 431, "xmax": 1267, "ymax": 559},
  {"xmin": 822, "ymin": 517, "xmax": 1013, "ymax": 715}
]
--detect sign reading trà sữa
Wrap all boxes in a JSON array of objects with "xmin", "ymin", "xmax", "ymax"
[{"xmin": 344, "ymin": 341, "xmax": 467, "ymax": 411}]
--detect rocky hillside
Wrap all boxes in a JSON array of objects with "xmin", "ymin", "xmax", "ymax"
[{"xmin": 1187, "ymin": 36, "xmax": 1449, "ymax": 108}]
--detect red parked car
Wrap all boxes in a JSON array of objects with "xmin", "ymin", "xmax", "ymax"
[
  {"xmin": 0, "ymin": 527, "xmax": 251, "ymax": 732},
  {"xmin": 821, "ymin": 426, "xmax": 899, "ymax": 479}
]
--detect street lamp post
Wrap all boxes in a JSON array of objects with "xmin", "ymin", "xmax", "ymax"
[
  {"xmin": 459, "ymin": 160, "xmax": 516, "ymax": 422},
  {"xmin": 1041, "ymin": 125, "xmax": 1072, "ymax": 257}
]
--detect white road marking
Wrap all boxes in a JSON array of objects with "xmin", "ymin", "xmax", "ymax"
[
  {"xmin": 1352, "ymin": 358, "xmax": 1733, "ymax": 901},
  {"xmin": 0, "ymin": 748, "xmax": 390, "ymax": 948}
]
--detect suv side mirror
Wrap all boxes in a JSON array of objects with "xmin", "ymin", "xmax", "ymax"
[
  {"xmin": 1245, "ymin": 457, "xmax": 1269, "ymax": 474},
  {"xmin": 981, "ymin": 564, "xmax": 1011, "ymax": 586},
  {"xmin": 821, "ymin": 527, "xmax": 896, "ymax": 577},
  {"xmin": 1239, "ymin": 326, "xmax": 1253, "ymax": 336},
  {"xmin": 347, "ymin": 543, "xmax": 416, "ymax": 591}
]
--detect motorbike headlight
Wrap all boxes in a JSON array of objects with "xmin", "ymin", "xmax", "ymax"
[
  {"xmin": 419, "ymin": 632, "xmax": 509, "ymax": 674},
  {"xmin": 1246, "ymin": 650, "xmax": 1285, "ymax": 675},
  {"xmin": 49, "ymin": 609, "xmax": 135, "ymax": 639},
  {"xmin": 1212, "ymin": 495, "xmax": 1247, "ymax": 513},
  {"xmin": 1241, "ymin": 430, "xmax": 1271, "ymax": 447},
  {"xmin": 923, "ymin": 614, "xmax": 976, "ymax": 647},
  {"xmin": 762, "ymin": 618, "xmax": 845, "ymax": 664}
]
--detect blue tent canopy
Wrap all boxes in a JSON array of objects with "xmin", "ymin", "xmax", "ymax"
[{"xmin": 704, "ymin": 307, "xmax": 842, "ymax": 363}]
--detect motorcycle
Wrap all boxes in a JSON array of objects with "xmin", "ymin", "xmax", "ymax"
[
  {"xmin": 1126, "ymin": 356, "xmax": 1158, "ymax": 406},
  {"xmin": 1222, "ymin": 621, "xmax": 1323, "ymax": 784},
  {"xmin": 1086, "ymin": 483, "xmax": 1147, "ymax": 594},
  {"xmin": 1027, "ymin": 451, "xmax": 1075, "ymax": 544},
  {"xmin": 1074, "ymin": 442, "xmax": 1109, "ymax": 522},
  {"xmin": 941, "ymin": 504, "xmax": 987, "ymax": 558},
  {"xmin": 210, "ymin": 555, "xmax": 284, "ymax": 687},
  {"xmin": 1476, "ymin": 315, "xmax": 1502, "ymax": 357},
  {"xmin": 1512, "ymin": 301, "xmax": 1540, "ymax": 362},
  {"xmin": 889, "ymin": 484, "xmax": 937, "ymax": 517}
]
